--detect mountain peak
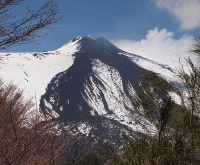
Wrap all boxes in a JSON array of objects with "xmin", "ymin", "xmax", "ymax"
[
  {"xmin": 92, "ymin": 36, "xmax": 119, "ymax": 51},
  {"xmin": 70, "ymin": 36, "xmax": 82, "ymax": 43},
  {"xmin": 56, "ymin": 36, "xmax": 115, "ymax": 53},
  {"xmin": 95, "ymin": 36, "xmax": 109, "ymax": 43},
  {"xmin": 96, "ymin": 36, "xmax": 106, "ymax": 40},
  {"xmin": 55, "ymin": 36, "xmax": 82, "ymax": 53}
]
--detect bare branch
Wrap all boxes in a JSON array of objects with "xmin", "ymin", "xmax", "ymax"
[
  {"xmin": 0, "ymin": 0, "xmax": 61, "ymax": 50},
  {"xmin": 0, "ymin": 81, "xmax": 81, "ymax": 165}
]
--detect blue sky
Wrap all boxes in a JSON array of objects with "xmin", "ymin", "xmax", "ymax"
[{"xmin": 4, "ymin": 0, "xmax": 200, "ymax": 66}]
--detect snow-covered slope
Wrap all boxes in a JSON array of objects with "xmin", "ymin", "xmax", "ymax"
[
  {"xmin": 0, "ymin": 37, "xmax": 81, "ymax": 105},
  {"xmin": 0, "ymin": 36, "xmax": 175, "ymax": 142},
  {"xmin": 120, "ymin": 52, "xmax": 175, "ymax": 80},
  {"xmin": 55, "ymin": 36, "xmax": 82, "ymax": 53}
]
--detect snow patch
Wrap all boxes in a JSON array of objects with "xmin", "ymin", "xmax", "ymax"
[
  {"xmin": 0, "ymin": 51, "xmax": 75, "ymax": 108},
  {"xmin": 56, "ymin": 36, "xmax": 82, "ymax": 53},
  {"xmin": 82, "ymin": 59, "xmax": 154, "ymax": 133},
  {"xmin": 120, "ymin": 52, "xmax": 175, "ymax": 80}
]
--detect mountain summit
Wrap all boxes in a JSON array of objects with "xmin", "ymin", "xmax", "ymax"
[{"xmin": 0, "ymin": 36, "xmax": 175, "ymax": 143}]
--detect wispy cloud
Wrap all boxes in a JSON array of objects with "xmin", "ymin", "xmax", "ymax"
[
  {"xmin": 111, "ymin": 27, "xmax": 193, "ymax": 66},
  {"xmin": 154, "ymin": 0, "xmax": 200, "ymax": 30}
]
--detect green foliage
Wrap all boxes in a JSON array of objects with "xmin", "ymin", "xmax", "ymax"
[
  {"xmin": 65, "ymin": 155, "xmax": 101, "ymax": 165},
  {"xmin": 107, "ymin": 136, "xmax": 193, "ymax": 165},
  {"xmin": 133, "ymin": 72, "xmax": 174, "ymax": 143}
]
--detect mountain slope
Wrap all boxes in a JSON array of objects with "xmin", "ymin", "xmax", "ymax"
[{"xmin": 0, "ymin": 36, "xmax": 175, "ymax": 142}]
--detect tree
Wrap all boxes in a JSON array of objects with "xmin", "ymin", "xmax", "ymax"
[
  {"xmin": 0, "ymin": 81, "xmax": 81, "ymax": 165},
  {"xmin": 190, "ymin": 37, "xmax": 200, "ymax": 61},
  {"xmin": 0, "ymin": 0, "xmax": 61, "ymax": 50},
  {"xmin": 133, "ymin": 71, "xmax": 174, "ymax": 144}
]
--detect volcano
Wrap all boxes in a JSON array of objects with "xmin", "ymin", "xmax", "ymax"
[{"xmin": 0, "ymin": 36, "xmax": 175, "ymax": 142}]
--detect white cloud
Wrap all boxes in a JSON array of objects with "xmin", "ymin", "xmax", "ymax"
[
  {"xmin": 111, "ymin": 27, "xmax": 193, "ymax": 66},
  {"xmin": 154, "ymin": 0, "xmax": 200, "ymax": 30}
]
